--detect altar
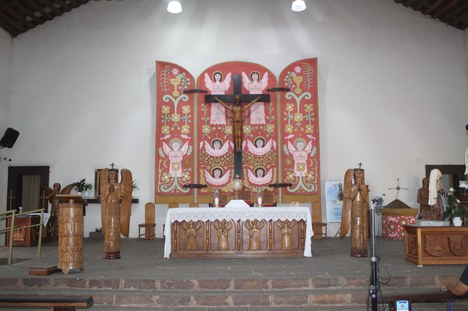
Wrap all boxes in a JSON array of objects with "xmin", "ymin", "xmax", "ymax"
[
  {"xmin": 163, "ymin": 206, "xmax": 313, "ymax": 258},
  {"xmin": 404, "ymin": 225, "xmax": 468, "ymax": 266}
]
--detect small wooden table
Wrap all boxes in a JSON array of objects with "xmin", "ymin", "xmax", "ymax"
[
  {"xmin": 404, "ymin": 225, "xmax": 468, "ymax": 266},
  {"xmin": 6, "ymin": 215, "xmax": 41, "ymax": 247}
]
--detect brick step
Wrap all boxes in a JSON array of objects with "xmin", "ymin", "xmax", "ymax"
[{"xmin": 0, "ymin": 288, "xmax": 368, "ymax": 307}]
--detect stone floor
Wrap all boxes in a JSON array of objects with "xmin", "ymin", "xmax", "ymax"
[{"xmin": 0, "ymin": 237, "xmax": 466, "ymax": 310}]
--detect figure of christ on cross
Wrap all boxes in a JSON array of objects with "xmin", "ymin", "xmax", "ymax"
[
  {"xmin": 213, "ymin": 95, "xmax": 261, "ymax": 152},
  {"xmin": 205, "ymin": 74, "xmax": 270, "ymax": 178}
]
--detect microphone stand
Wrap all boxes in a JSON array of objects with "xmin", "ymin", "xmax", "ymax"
[{"xmin": 369, "ymin": 198, "xmax": 379, "ymax": 311}]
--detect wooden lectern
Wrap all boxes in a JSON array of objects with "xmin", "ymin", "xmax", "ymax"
[{"xmin": 56, "ymin": 195, "xmax": 86, "ymax": 274}]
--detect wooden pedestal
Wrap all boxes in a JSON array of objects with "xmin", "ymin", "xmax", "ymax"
[
  {"xmin": 6, "ymin": 215, "xmax": 41, "ymax": 247},
  {"xmin": 404, "ymin": 225, "xmax": 468, "ymax": 266},
  {"xmin": 56, "ymin": 195, "xmax": 85, "ymax": 274}
]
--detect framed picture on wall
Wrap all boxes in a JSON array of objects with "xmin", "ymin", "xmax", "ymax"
[{"xmin": 325, "ymin": 180, "xmax": 344, "ymax": 223}]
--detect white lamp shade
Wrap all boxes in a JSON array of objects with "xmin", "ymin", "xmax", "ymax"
[
  {"xmin": 291, "ymin": 0, "xmax": 306, "ymax": 12},
  {"xmin": 167, "ymin": 1, "xmax": 182, "ymax": 14}
]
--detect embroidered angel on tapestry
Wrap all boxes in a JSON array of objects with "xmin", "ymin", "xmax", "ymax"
[
  {"xmin": 204, "ymin": 71, "xmax": 232, "ymax": 125},
  {"xmin": 162, "ymin": 139, "xmax": 189, "ymax": 177},
  {"xmin": 244, "ymin": 137, "xmax": 276, "ymax": 156},
  {"xmin": 204, "ymin": 167, "xmax": 231, "ymax": 187},
  {"xmin": 242, "ymin": 71, "xmax": 268, "ymax": 125},
  {"xmin": 201, "ymin": 138, "xmax": 232, "ymax": 157},
  {"xmin": 286, "ymin": 139, "xmax": 313, "ymax": 177}
]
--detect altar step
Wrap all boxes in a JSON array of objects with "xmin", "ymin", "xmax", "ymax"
[{"xmin": 2, "ymin": 275, "xmax": 466, "ymax": 310}]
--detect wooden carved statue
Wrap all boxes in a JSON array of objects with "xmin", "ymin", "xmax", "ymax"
[
  {"xmin": 417, "ymin": 177, "xmax": 434, "ymax": 220},
  {"xmin": 341, "ymin": 168, "xmax": 369, "ymax": 257},
  {"xmin": 276, "ymin": 219, "xmax": 296, "ymax": 250},
  {"xmin": 339, "ymin": 169, "xmax": 353, "ymax": 238},
  {"xmin": 43, "ymin": 182, "xmax": 74, "ymax": 238},
  {"xmin": 245, "ymin": 219, "xmax": 264, "ymax": 251},
  {"xmin": 213, "ymin": 219, "xmax": 232, "ymax": 251},
  {"xmin": 100, "ymin": 168, "xmax": 133, "ymax": 259},
  {"xmin": 425, "ymin": 169, "xmax": 446, "ymax": 221},
  {"xmin": 182, "ymin": 220, "xmax": 201, "ymax": 251}
]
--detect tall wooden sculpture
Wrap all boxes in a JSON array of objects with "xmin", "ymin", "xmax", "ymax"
[
  {"xmin": 100, "ymin": 168, "xmax": 133, "ymax": 259},
  {"xmin": 43, "ymin": 182, "xmax": 74, "ymax": 238},
  {"xmin": 340, "ymin": 168, "xmax": 369, "ymax": 257}
]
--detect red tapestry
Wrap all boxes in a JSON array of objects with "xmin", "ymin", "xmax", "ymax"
[{"xmin": 155, "ymin": 59, "xmax": 319, "ymax": 203}]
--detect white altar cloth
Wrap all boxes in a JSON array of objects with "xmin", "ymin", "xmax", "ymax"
[{"xmin": 163, "ymin": 206, "xmax": 314, "ymax": 258}]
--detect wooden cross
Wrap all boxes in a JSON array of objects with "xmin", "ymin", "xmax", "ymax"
[{"xmin": 205, "ymin": 74, "xmax": 270, "ymax": 178}]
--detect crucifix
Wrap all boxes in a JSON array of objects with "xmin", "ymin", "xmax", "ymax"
[
  {"xmin": 388, "ymin": 178, "xmax": 409, "ymax": 199},
  {"xmin": 205, "ymin": 74, "xmax": 270, "ymax": 178}
]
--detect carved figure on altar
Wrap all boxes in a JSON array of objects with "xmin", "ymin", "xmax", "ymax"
[
  {"xmin": 425, "ymin": 168, "xmax": 446, "ymax": 221},
  {"xmin": 100, "ymin": 168, "xmax": 133, "ymax": 259},
  {"xmin": 214, "ymin": 95, "xmax": 261, "ymax": 152},
  {"xmin": 43, "ymin": 182, "xmax": 74, "ymax": 238},
  {"xmin": 276, "ymin": 220, "xmax": 296, "ymax": 250},
  {"xmin": 242, "ymin": 71, "xmax": 268, "ymax": 124},
  {"xmin": 244, "ymin": 137, "xmax": 276, "ymax": 155},
  {"xmin": 213, "ymin": 219, "xmax": 232, "ymax": 251},
  {"xmin": 202, "ymin": 138, "xmax": 231, "ymax": 157},
  {"xmin": 205, "ymin": 71, "xmax": 232, "ymax": 125},
  {"xmin": 245, "ymin": 219, "xmax": 264, "ymax": 250},
  {"xmin": 162, "ymin": 139, "xmax": 189, "ymax": 177},
  {"xmin": 287, "ymin": 139, "xmax": 313, "ymax": 177},
  {"xmin": 345, "ymin": 168, "xmax": 369, "ymax": 257},
  {"xmin": 417, "ymin": 177, "xmax": 434, "ymax": 220},
  {"xmin": 182, "ymin": 220, "xmax": 201, "ymax": 251}
]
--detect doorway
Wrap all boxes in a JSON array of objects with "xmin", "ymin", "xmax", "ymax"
[{"xmin": 7, "ymin": 166, "xmax": 50, "ymax": 213}]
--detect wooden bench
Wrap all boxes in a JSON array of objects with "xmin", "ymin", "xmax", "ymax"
[
  {"xmin": 382, "ymin": 290, "xmax": 468, "ymax": 310},
  {"xmin": 0, "ymin": 294, "xmax": 93, "ymax": 310}
]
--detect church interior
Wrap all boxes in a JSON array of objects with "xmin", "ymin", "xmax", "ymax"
[{"xmin": 0, "ymin": 0, "xmax": 467, "ymax": 310}]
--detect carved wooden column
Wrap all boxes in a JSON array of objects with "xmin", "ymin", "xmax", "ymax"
[{"xmin": 56, "ymin": 195, "xmax": 85, "ymax": 275}]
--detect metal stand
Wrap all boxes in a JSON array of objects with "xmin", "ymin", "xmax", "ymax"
[{"xmin": 369, "ymin": 197, "xmax": 381, "ymax": 311}]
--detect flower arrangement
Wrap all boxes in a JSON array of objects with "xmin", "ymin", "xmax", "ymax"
[
  {"xmin": 444, "ymin": 188, "xmax": 465, "ymax": 223},
  {"xmin": 73, "ymin": 178, "xmax": 93, "ymax": 193}
]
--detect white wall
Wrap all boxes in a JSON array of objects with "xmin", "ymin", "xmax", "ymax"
[
  {"xmin": 3, "ymin": 0, "xmax": 468, "ymax": 237},
  {"xmin": 0, "ymin": 27, "xmax": 11, "ymax": 215}
]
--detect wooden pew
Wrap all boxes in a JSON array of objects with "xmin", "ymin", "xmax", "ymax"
[
  {"xmin": 382, "ymin": 290, "xmax": 468, "ymax": 310},
  {"xmin": 0, "ymin": 294, "xmax": 93, "ymax": 310}
]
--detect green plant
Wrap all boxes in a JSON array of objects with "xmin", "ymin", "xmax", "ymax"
[
  {"xmin": 444, "ymin": 189, "xmax": 465, "ymax": 222},
  {"xmin": 95, "ymin": 227, "xmax": 102, "ymax": 232},
  {"xmin": 132, "ymin": 180, "xmax": 139, "ymax": 190},
  {"xmin": 73, "ymin": 178, "xmax": 92, "ymax": 192}
]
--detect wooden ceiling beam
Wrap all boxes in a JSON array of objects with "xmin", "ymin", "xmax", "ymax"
[
  {"xmin": 22, "ymin": 0, "xmax": 55, "ymax": 22},
  {"xmin": 422, "ymin": 0, "xmax": 446, "ymax": 16},
  {"xmin": 450, "ymin": 7, "xmax": 468, "ymax": 26},
  {"xmin": 445, "ymin": 1, "xmax": 468, "ymax": 22},
  {"xmin": 11, "ymin": 0, "xmax": 45, "ymax": 26},
  {"xmin": 0, "ymin": 11, "xmax": 24, "ymax": 36},
  {"xmin": 0, "ymin": 1, "xmax": 35, "ymax": 28},
  {"xmin": 432, "ymin": 0, "xmax": 460, "ymax": 19},
  {"xmin": 36, "ymin": 0, "xmax": 64, "ymax": 16},
  {"xmin": 414, "ymin": 0, "xmax": 431, "ymax": 11}
]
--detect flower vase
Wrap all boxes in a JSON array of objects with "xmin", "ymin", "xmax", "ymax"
[{"xmin": 452, "ymin": 217, "xmax": 463, "ymax": 227}]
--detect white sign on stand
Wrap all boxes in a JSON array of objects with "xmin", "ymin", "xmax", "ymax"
[{"xmin": 325, "ymin": 180, "xmax": 344, "ymax": 223}]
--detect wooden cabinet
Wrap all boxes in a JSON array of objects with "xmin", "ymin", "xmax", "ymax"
[
  {"xmin": 404, "ymin": 225, "xmax": 468, "ymax": 266},
  {"xmin": 6, "ymin": 215, "xmax": 41, "ymax": 247}
]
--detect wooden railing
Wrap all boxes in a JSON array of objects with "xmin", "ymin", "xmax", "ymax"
[{"xmin": 0, "ymin": 208, "xmax": 44, "ymax": 265}]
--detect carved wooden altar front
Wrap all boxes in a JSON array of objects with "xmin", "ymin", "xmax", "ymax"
[
  {"xmin": 164, "ymin": 207, "xmax": 313, "ymax": 258},
  {"xmin": 404, "ymin": 225, "xmax": 468, "ymax": 266}
]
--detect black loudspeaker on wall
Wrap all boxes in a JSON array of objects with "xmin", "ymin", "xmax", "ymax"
[{"xmin": 0, "ymin": 128, "xmax": 20, "ymax": 149}]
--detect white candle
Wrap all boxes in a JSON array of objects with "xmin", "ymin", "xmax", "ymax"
[
  {"xmin": 214, "ymin": 197, "xmax": 219, "ymax": 206},
  {"xmin": 258, "ymin": 197, "xmax": 262, "ymax": 206}
]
